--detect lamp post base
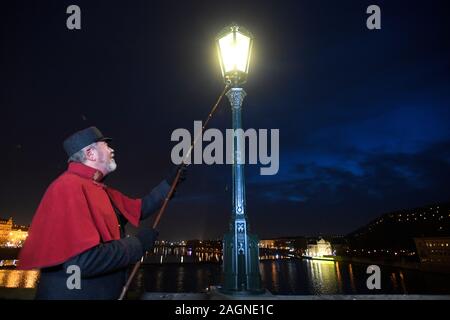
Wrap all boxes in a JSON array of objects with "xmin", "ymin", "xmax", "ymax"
[{"xmin": 222, "ymin": 232, "xmax": 262, "ymax": 292}]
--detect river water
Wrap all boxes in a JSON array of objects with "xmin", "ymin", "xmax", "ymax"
[
  {"xmin": 133, "ymin": 258, "xmax": 450, "ymax": 295},
  {"xmin": 1, "ymin": 257, "xmax": 450, "ymax": 295}
]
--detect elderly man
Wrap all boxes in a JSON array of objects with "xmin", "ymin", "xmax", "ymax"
[{"xmin": 18, "ymin": 126, "xmax": 185, "ymax": 299}]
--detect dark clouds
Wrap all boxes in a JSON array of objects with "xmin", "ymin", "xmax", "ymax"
[{"xmin": 244, "ymin": 139, "xmax": 450, "ymax": 236}]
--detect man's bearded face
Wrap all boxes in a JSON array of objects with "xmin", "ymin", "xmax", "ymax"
[{"xmin": 95, "ymin": 141, "xmax": 117, "ymax": 174}]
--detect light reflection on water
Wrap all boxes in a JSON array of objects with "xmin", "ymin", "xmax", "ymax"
[
  {"xmin": 2, "ymin": 258, "xmax": 450, "ymax": 295},
  {"xmin": 0, "ymin": 270, "xmax": 39, "ymax": 288},
  {"xmin": 148, "ymin": 248, "xmax": 222, "ymax": 264},
  {"xmin": 305, "ymin": 260, "xmax": 340, "ymax": 294},
  {"xmin": 139, "ymin": 258, "xmax": 450, "ymax": 294}
]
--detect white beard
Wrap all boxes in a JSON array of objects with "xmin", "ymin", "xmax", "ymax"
[{"xmin": 107, "ymin": 158, "xmax": 117, "ymax": 173}]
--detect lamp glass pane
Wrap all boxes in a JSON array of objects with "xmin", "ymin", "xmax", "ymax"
[{"xmin": 218, "ymin": 31, "xmax": 251, "ymax": 74}]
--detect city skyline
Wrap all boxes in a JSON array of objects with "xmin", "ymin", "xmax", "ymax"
[
  {"xmin": 2, "ymin": 200, "xmax": 448, "ymax": 242},
  {"xmin": 1, "ymin": 0, "xmax": 450, "ymax": 240}
]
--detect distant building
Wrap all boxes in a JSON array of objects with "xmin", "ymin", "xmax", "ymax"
[
  {"xmin": 259, "ymin": 237, "xmax": 307, "ymax": 255},
  {"xmin": 305, "ymin": 238, "xmax": 333, "ymax": 257},
  {"xmin": 414, "ymin": 237, "xmax": 450, "ymax": 264},
  {"xmin": 185, "ymin": 239, "xmax": 222, "ymax": 250},
  {"xmin": 0, "ymin": 217, "xmax": 29, "ymax": 247},
  {"xmin": 259, "ymin": 240, "xmax": 275, "ymax": 249},
  {"xmin": 0, "ymin": 218, "xmax": 13, "ymax": 244}
]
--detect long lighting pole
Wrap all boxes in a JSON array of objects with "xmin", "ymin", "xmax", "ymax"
[{"xmin": 217, "ymin": 23, "xmax": 262, "ymax": 293}]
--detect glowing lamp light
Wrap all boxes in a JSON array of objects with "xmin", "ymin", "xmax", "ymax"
[{"xmin": 216, "ymin": 23, "xmax": 253, "ymax": 86}]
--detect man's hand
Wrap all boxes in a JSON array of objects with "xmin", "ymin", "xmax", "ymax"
[{"xmin": 136, "ymin": 228, "xmax": 159, "ymax": 252}]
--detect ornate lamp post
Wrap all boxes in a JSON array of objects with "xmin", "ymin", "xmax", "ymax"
[{"xmin": 216, "ymin": 23, "xmax": 262, "ymax": 293}]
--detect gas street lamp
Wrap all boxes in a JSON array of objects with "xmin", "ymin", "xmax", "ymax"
[
  {"xmin": 216, "ymin": 23, "xmax": 253, "ymax": 87},
  {"xmin": 216, "ymin": 23, "xmax": 262, "ymax": 294}
]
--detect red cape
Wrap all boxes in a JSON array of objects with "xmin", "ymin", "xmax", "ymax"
[{"xmin": 18, "ymin": 163, "xmax": 142, "ymax": 270}]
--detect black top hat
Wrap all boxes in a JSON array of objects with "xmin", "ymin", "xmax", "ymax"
[{"xmin": 63, "ymin": 126, "xmax": 112, "ymax": 157}]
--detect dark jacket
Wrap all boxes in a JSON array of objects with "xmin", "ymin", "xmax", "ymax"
[{"xmin": 35, "ymin": 180, "xmax": 170, "ymax": 300}]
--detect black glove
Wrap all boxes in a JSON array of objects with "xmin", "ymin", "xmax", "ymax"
[
  {"xmin": 165, "ymin": 164, "xmax": 187, "ymax": 187},
  {"xmin": 136, "ymin": 228, "xmax": 159, "ymax": 252}
]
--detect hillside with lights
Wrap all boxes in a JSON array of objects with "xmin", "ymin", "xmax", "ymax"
[{"xmin": 346, "ymin": 203, "xmax": 450, "ymax": 255}]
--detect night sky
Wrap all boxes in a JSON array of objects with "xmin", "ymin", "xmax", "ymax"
[{"xmin": 1, "ymin": 0, "xmax": 450, "ymax": 241}]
